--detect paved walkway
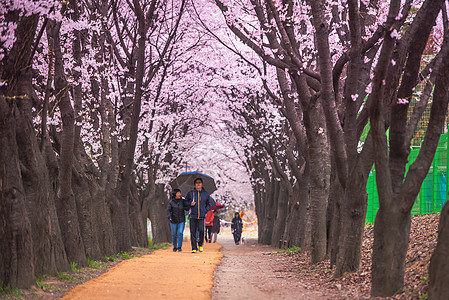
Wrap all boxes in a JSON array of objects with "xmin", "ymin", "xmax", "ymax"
[{"xmin": 212, "ymin": 235, "xmax": 336, "ymax": 299}]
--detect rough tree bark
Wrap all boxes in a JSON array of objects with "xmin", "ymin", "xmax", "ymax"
[
  {"xmin": 368, "ymin": 0, "xmax": 447, "ymax": 296},
  {"xmin": 0, "ymin": 13, "xmax": 70, "ymax": 288},
  {"xmin": 270, "ymin": 180, "xmax": 290, "ymax": 248},
  {"xmin": 116, "ymin": 0, "xmax": 149, "ymax": 251},
  {"xmin": 305, "ymin": 108, "xmax": 331, "ymax": 263},
  {"xmin": 262, "ymin": 177, "xmax": 278, "ymax": 244},
  {"xmin": 428, "ymin": 200, "xmax": 449, "ymax": 299},
  {"xmin": 148, "ymin": 184, "xmax": 171, "ymax": 244},
  {"xmin": 48, "ymin": 19, "xmax": 87, "ymax": 266},
  {"xmin": 293, "ymin": 172, "xmax": 311, "ymax": 250}
]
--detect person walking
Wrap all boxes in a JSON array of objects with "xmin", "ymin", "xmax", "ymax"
[
  {"xmin": 184, "ymin": 178, "xmax": 212, "ymax": 253},
  {"xmin": 231, "ymin": 212, "xmax": 243, "ymax": 245},
  {"xmin": 205, "ymin": 210, "xmax": 214, "ymax": 243},
  {"xmin": 167, "ymin": 188, "xmax": 188, "ymax": 252},
  {"xmin": 211, "ymin": 210, "xmax": 220, "ymax": 243}
]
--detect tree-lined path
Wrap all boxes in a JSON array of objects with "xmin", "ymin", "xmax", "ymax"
[{"xmin": 2, "ymin": 0, "xmax": 449, "ymax": 298}]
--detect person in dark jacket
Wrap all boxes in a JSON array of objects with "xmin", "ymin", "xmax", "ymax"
[
  {"xmin": 184, "ymin": 178, "xmax": 212, "ymax": 253},
  {"xmin": 211, "ymin": 210, "xmax": 220, "ymax": 243},
  {"xmin": 231, "ymin": 212, "xmax": 243, "ymax": 245},
  {"xmin": 167, "ymin": 188, "xmax": 188, "ymax": 252}
]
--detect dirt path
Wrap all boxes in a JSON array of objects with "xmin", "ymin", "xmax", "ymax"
[
  {"xmin": 212, "ymin": 235, "xmax": 342, "ymax": 300},
  {"xmin": 61, "ymin": 231, "xmax": 343, "ymax": 300},
  {"xmin": 63, "ymin": 242, "xmax": 222, "ymax": 300},
  {"xmin": 10, "ymin": 216, "xmax": 435, "ymax": 299}
]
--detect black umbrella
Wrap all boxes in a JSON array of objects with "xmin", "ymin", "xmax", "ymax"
[{"xmin": 170, "ymin": 171, "xmax": 217, "ymax": 196}]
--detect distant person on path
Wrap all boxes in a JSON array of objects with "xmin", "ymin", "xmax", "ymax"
[
  {"xmin": 184, "ymin": 178, "xmax": 212, "ymax": 253},
  {"xmin": 205, "ymin": 210, "xmax": 214, "ymax": 243},
  {"xmin": 231, "ymin": 212, "xmax": 243, "ymax": 245},
  {"xmin": 211, "ymin": 210, "xmax": 220, "ymax": 243},
  {"xmin": 167, "ymin": 188, "xmax": 188, "ymax": 252}
]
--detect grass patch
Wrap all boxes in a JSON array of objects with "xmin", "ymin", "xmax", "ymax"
[
  {"xmin": 105, "ymin": 254, "xmax": 118, "ymax": 262},
  {"xmin": 278, "ymin": 246, "xmax": 301, "ymax": 254},
  {"xmin": 0, "ymin": 280, "xmax": 23, "ymax": 299},
  {"xmin": 148, "ymin": 242, "xmax": 171, "ymax": 251},
  {"xmin": 86, "ymin": 257, "xmax": 102, "ymax": 268},
  {"xmin": 106, "ymin": 251, "xmax": 134, "ymax": 261},
  {"xmin": 40, "ymin": 284, "xmax": 59, "ymax": 292},
  {"xmin": 36, "ymin": 276, "xmax": 63, "ymax": 292},
  {"xmin": 36, "ymin": 277, "xmax": 45, "ymax": 289},
  {"xmin": 118, "ymin": 251, "xmax": 132, "ymax": 259},
  {"xmin": 55, "ymin": 272, "xmax": 76, "ymax": 281},
  {"xmin": 70, "ymin": 262, "xmax": 79, "ymax": 272}
]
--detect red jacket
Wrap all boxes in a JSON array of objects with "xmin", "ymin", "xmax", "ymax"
[{"xmin": 205, "ymin": 210, "xmax": 214, "ymax": 226}]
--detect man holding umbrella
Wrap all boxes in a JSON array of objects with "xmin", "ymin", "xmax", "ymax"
[{"xmin": 184, "ymin": 178, "xmax": 212, "ymax": 253}]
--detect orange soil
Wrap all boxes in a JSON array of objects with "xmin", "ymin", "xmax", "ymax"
[{"xmin": 62, "ymin": 242, "xmax": 222, "ymax": 300}]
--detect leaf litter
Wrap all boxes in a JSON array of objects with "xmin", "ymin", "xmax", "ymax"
[{"xmin": 271, "ymin": 213, "xmax": 439, "ymax": 299}]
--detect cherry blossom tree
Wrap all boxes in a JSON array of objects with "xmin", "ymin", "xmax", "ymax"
[
  {"xmin": 2, "ymin": 0, "xmax": 448, "ymax": 296},
  {"xmin": 212, "ymin": 1, "xmax": 449, "ymax": 296},
  {"xmin": 0, "ymin": 0, "xmax": 193, "ymax": 286},
  {"xmin": 368, "ymin": 0, "xmax": 449, "ymax": 295}
]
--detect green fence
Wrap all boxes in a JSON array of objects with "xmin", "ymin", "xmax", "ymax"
[{"xmin": 366, "ymin": 132, "xmax": 448, "ymax": 223}]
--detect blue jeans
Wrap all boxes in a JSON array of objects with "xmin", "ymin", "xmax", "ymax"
[{"xmin": 170, "ymin": 222, "xmax": 185, "ymax": 249}]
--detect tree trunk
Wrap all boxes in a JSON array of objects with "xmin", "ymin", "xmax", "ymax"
[
  {"xmin": 139, "ymin": 171, "xmax": 157, "ymax": 248},
  {"xmin": 88, "ymin": 183, "xmax": 116, "ymax": 257},
  {"xmin": 334, "ymin": 166, "xmax": 368, "ymax": 276},
  {"xmin": 0, "ymin": 100, "xmax": 35, "ymax": 288},
  {"xmin": 260, "ymin": 177, "xmax": 277, "ymax": 244},
  {"xmin": 271, "ymin": 182, "xmax": 289, "ymax": 248},
  {"xmin": 116, "ymin": 0, "xmax": 147, "ymax": 251},
  {"xmin": 428, "ymin": 200, "xmax": 449, "ymax": 299},
  {"xmin": 283, "ymin": 183, "xmax": 300, "ymax": 247},
  {"xmin": 334, "ymin": 132, "xmax": 375, "ymax": 275},
  {"xmin": 254, "ymin": 189, "xmax": 263, "ymax": 243},
  {"xmin": 72, "ymin": 159, "xmax": 102, "ymax": 259},
  {"xmin": 42, "ymin": 139, "xmax": 71, "ymax": 271},
  {"xmin": 0, "ymin": 14, "xmax": 70, "ymax": 288},
  {"xmin": 327, "ymin": 170, "xmax": 342, "ymax": 268},
  {"xmin": 257, "ymin": 174, "xmax": 270, "ymax": 244},
  {"xmin": 148, "ymin": 184, "xmax": 171, "ymax": 244},
  {"xmin": 129, "ymin": 182, "xmax": 147, "ymax": 246},
  {"xmin": 370, "ymin": 0, "xmax": 448, "ymax": 293},
  {"xmin": 70, "ymin": 0, "xmax": 83, "ymax": 160},
  {"xmin": 48, "ymin": 20, "xmax": 87, "ymax": 265},
  {"xmin": 294, "ymin": 169, "xmax": 311, "ymax": 250},
  {"xmin": 305, "ymin": 104, "xmax": 331, "ymax": 263},
  {"xmin": 371, "ymin": 205, "xmax": 411, "ymax": 296}
]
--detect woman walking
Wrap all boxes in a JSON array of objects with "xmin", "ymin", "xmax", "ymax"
[
  {"xmin": 231, "ymin": 212, "xmax": 243, "ymax": 245},
  {"xmin": 167, "ymin": 189, "xmax": 188, "ymax": 251},
  {"xmin": 211, "ymin": 210, "xmax": 220, "ymax": 243}
]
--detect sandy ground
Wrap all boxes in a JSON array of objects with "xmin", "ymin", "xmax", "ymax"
[{"xmin": 62, "ymin": 240, "xmax": 222, "ymax": 300}]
